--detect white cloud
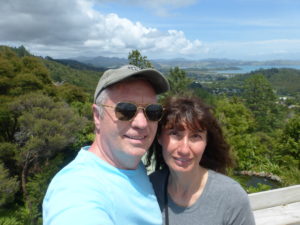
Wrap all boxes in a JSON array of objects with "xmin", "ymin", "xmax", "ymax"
[
  {"xmin": 0, "ymin": 0, "xmax": 205, "ymax": 59},
  {"xmin": 1, "ymin": 0, "xmax": 298, "ymax": 60}
]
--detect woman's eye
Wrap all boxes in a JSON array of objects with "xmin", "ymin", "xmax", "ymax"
[
  {"xmin": 192, "ymin": 134, "xmax": 201, "ymax": 139},
  {"xmin": 191, "ymin": 133, "xmax": 205, "ymax": 140},
  {"xmin": 168, "ymin": 130, "xmax": 178, "ymax": 136}
]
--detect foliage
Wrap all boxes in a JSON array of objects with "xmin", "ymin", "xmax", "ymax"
[
  {"xmin": 205, "ymin": 68, "xmax": 300, "ymax": 98},
  {"xmin": 0, "ymin": 217, "xmax": 22, "ymax": 225},
  {"xmin": 128, "ymin": 49, "xmax": 153, "ymax": 69},
  {"xmin": 45, "ymin": 57, "xmax": 105, "ymax": 72},
  {"xmin": 214, "ymin": 97, "xmax": 282, "ymax": 172},
  {"xmin": 0, "ymin": 46, "xmax": 94, "ymax": 224},
  {"xmin": 1, "ymin": 45, "xmax": 300, "ymax": 222},
  {"xmin": 246, "ymin": 183, "xmax": 272, "ymax": 193},
  {"xmin": 165, "ymin": 66, "xmax": 193, "ymax": 97},
  {"xmin": 0, "ymin": 105, "xmax": 18, "ymax": 142},
  {"xmin": 276, "ymin": 116, "xmax": 300, "ymax": 168},
  {"xmin": 278, "ymin": 166, "xmax": 300, "ymax": 186},
  {"xmin": 42, "ymin": 58, "xmax": 101, "ymax": 95},
  {"xmin": 243, "ymin": 74, "xmax": 283, "ymax": 131},
  {"xmin": 215, "ymin": 97, "xmax": 255, "ymax": 136},
  {"xmin": 9, "ymin": 93, "xmax": 87, "ymax": 199},
  {"xmin": 190, "ymin": 82, "xmax": 216, "ymax": 105},
  {"xmin": 23, "ymin": 155, "xmax": 65, "ymax": 225},
  {"xmin": 251, "ymin": 68, "xmax": 300, "ymax": 96},
  {"xmin": 0, "ymin": 47, "xmax": 55, "ymax": 98},
  {"xmin": 0, "ymin": 163, "xmax": 19, "ymax": 207},
  {"xmin": 214, "ymin": 98, "xmax": 254, "ymax": 168},
  {"xmin": 56, "ymin": 84, "xmax": 89, "ymax": 103}
]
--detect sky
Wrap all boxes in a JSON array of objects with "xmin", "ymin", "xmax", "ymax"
[{"xmin": 0, "ymin": 0, "xmax": 300, "ymax": 60}]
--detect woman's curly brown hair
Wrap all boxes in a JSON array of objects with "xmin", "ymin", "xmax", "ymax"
[{"xmin": 146, "ymin": 95, "xmax": 233, "ymax": 174}]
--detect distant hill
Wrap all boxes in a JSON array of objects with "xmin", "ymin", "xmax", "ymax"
[
  {"xmin": 68, "ymin": 55, "xmax": 300, "ymax": 70},
  {"xmin": 42, "ymin": 58, "xmax": 102, "ymax": 95},
  {"xmin": 207, "ymin": 68, "xmax": 300, "ymax": 96},
  {"xmin": 243, "ymin": 68, "xmax": 300, "ymax": 96},
  {"xmin": 46, "ymin": 57, "xmax": 106, "ymax": 72},
  {"xmin": 71, "ymin": 56, "xmax": 128, "ymax": 68},
  {"xmin": 0, "ymin": 45, "xmax": 103, "ymax": 102}
]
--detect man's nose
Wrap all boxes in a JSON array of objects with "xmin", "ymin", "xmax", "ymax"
[{"xmin": 131, "ymin": 109, "xmax": 148, "ymax": 128}]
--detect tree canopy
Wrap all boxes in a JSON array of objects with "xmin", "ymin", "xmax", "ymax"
[
  {"xmin": 128, "ymin": 49, "xmax": 153, "ymax": 69},
  {"xmin": 1, "ymin": 46, "xmax": 300, "ymax": 224}
]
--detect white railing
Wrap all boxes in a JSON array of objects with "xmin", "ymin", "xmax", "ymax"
[{"xmin": 249, "ymin": 185, "xmax": 300, "ymax": 225}]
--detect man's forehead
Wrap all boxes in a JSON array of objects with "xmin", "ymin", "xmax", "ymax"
[
  {"xmin": 105, "ymin": 80, "xmax": 157, "ymax": 102},
  {"xmin": 109, "ymin": 78, "xmax": 155, "ymax": 91}
]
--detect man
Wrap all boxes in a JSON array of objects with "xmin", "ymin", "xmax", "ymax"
[{"xmin": 43, "ymin": 65, "xmax": 169, "ymax": 225}]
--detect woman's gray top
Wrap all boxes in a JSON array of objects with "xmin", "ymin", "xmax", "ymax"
[{"xmin": 150, "ymin": 169, "xmax": 256, "ymax": 225}]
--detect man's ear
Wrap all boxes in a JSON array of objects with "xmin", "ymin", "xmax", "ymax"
[{"xmin": 92, "ymin": 104, "xmax": 101, "ymax": 131}]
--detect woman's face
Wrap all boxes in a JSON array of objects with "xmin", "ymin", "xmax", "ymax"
[{"xmin": 158, "ymin": 124, "xmax": 207, "ymax": 174}]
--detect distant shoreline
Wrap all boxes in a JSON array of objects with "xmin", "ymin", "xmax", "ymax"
[{"xmin": 213, "ymin": 65, "xmax": 300, "ymax": 74}]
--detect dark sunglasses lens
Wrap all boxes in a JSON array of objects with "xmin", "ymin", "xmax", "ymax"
[
  {"xmin": 145, "ymin": 104, "xmax": 163, "ymax": 121},
  {"xmin": 115, "ymin": 102, "xmax": 137, "ymax": 121}
]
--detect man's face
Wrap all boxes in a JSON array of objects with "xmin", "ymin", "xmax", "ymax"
[{"xmin": 97, "ymin": 79, "xmax": 158, "ymax": 169}]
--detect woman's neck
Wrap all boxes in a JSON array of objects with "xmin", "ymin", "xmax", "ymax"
[{"xmin": 168, "ymin": 166, "xmax": 208, "ymax": 207}]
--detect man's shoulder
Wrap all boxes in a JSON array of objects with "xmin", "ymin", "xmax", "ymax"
[
  {"xmin": 53, "ymin": 149, "xmax": 94, "ymax": 177},
  {"xmin": 45, "ymin": 148, "xmax": 108, "ymax": 193}
]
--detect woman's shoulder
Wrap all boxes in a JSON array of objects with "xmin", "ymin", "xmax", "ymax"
[
  {"xmin": 148, "ymin": 169, "xmax": 169, "ymax": 209},
  {"xmin": 149, "ymin": 168, "xmax": 169, "ymax": 196},
  {"xmin": 149, "ymin": 168, "xmax": 168, "ymax": 184},
  {"xmin": 208, "ymin": 170, "xmax": 248, "ymax": 196}
]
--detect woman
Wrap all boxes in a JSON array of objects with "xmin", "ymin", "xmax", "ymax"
[{"xmin": 147, "ymin": 96, "xmax": 255, "ymax": 225}]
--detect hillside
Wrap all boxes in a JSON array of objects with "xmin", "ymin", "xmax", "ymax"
[
  {"xmin": 46, "ymin": 57, "xmax": 106, "ymax": 72},
  {"xmin": 204, "ymin": 68, "xmax": 300, "ymax": 96},
  {"xmin": 71, "ymin": 55, "xmax": 128, "ymax": 68},
  {"xmin": 68, "ymin": 54, "xmax": 300, "ymax": 69},
  {"xmin": 0, "ymin": 45, "xmax": 102, "ymax": 96},
  {"xmin": 42, "ymin": 57, "xmax": 102, "ymax": 95}
]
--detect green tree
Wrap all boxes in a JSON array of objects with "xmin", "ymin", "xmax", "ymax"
[
  {"xmin": 276, "ymin": 116, "xmax": 300, "ymax": 169},
  {"xmin": 0, "ymin": 104, "xmax": 18, "ymax": 142},
  {"xmin": 0, "ymin": 162, "xmax": 19, "ymax": 207},
  {"xmin": 0, "ymin": 57, "xmax": 15, "ymax": 78},
  {"xmin": 11, "ymin": 73, "xmax": 44, "ymax": 95},
  {"xmin": 56, "ymin": 84, "xmax": 89, "ymax": 103},
  {"xmin": 22, "ymin": 56, "xmax": 52, "ymax": 85},
  {"xmin": 9, "ymin": 93, "xmax": 87, "ymax": 202},
  {"xmin": 214, "ymin": 97, "xmax": 259, "ymax": 170},
  {"xmin": 215, "ymin": 97, "xmax": 283, "ymax": 175},
  {"xmin": 15, "ymin": 45, "xmax": 31, "ymax": 57},
  {"xmin": 166, "ymin": 67, "xmax": 193, "ymax": 96},
  {"xmin": 243, "ymin": 74, "xmax": 282, "ymax": 132},
  {"xmin": 0, "ymin": 45, "xmax": 97, "ymax": 224},
  {"xmin": 128, "ymin": 49, "xmax": 153, "ymax": 69}
]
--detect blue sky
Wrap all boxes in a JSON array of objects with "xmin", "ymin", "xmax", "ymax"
[{"xmin": 0, "ymin": 0, "xmax": 299, "ymax": 60}]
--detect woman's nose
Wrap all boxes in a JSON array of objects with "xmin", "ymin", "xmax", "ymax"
[{"xmin": 177, "ymin": 137, "xmax": 190, "ymax": 155}]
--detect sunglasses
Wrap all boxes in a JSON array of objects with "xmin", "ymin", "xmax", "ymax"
[{"xmin": 100, "ymin": 102, "xmax": 164, "ymax": 121}]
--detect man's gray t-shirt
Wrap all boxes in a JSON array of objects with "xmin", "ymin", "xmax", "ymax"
[{"xmin": 150, "ymin": 169, "xmax": 255, "ymax": 225}]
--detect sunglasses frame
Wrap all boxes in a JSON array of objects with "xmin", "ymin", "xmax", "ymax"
[{"xmin": 99, "ymin": 102, "xmax": 164, "ymax": 122}]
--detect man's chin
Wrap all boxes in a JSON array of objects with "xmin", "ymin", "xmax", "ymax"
[{"xmin": 129, "ymin": 147, "xmax": 148, "ymax": 158}]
